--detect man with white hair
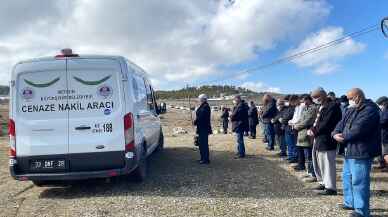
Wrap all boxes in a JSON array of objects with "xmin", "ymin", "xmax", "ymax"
[
  {"xmin": 309, "ymin": 87, "xmax": 342, "ymax": 196},
  {"xmin": 333, "ymin": 88, "xmax": 381, "ymax": 217},
  {"xmin": 193, "ymin": 94, "xmax": 212, "ymax": 164}
]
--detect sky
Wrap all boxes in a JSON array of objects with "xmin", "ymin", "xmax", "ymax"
[{"xmin": 0, "ymin": 0, "xmax": 387, "ymax": 99}]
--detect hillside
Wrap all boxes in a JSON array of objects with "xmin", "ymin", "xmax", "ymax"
[
  {"xmin": 0, "ymin": 86, "xmax": 9, "ymax": 96},
  {"xmin": 157, "ymin": 85, "xmax": 264, "ymax": 99}
]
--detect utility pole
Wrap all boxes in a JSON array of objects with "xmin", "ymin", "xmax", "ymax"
[{"xmin": 382, "ymin": 17, "xmax": 388, "ymax": 38}]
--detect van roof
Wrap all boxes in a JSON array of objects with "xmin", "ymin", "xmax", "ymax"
[{"xmin": 17, "ymin": 55, "xmax": 126, "ymax": 64}]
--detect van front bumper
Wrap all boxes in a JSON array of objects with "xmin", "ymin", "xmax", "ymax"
[{"xmin": 10, "ymin": 158, "xmax": 137, "ymax": 181}]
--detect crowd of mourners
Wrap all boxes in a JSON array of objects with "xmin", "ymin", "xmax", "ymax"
[{"xmin": 193, "ymin": 87, "xmax": 388, "ymax": 217}]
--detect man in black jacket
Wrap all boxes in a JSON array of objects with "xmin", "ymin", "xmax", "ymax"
[
  {"xmin": 333, "ymin": 88, "xmax": 381, "ymax": 217},
  {"xmin": 248, "ymin": 101, "xmax": 259, "ymax": 139},
  {"xmin": 309, "ymin": 88, "xmax": 342, "ymax": 196},
  {"xmin": 261, "ymin": 94, "xmax": 277, "ymax": 151},
  {"xmin": 221, "ymin": 107, "xmax": 230, "ymax": 134},
  {"xmin": 376, "ymin": 96, "xmax": 388, "ymax": 169},
  {"xmin": 231, "ymin": 95, "xmax": 249, "ymax": 158},
  {"xmin": 193, "ymin": 94, "xmax": 212, "ymax": 164}
]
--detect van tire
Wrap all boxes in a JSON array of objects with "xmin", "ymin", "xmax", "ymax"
[
  {"xmin": 132, "ymin": 145, "xmax": 147, "ymax": 182},
  {"xmin": 156, "ymin": 131, "xmax": 164, "ymax": 152}
]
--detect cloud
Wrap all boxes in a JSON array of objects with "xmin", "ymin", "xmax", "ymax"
[
  {"xmin": 287, "ymin": 26, "xmax": 365, "ymax": 74},
  {"xmin": 241, "ymin": 81, "xmax": 281, "ymax": 93},
  {"xmin": 0, "ymin": 0, "xmax": 331, "ymax": 89}
]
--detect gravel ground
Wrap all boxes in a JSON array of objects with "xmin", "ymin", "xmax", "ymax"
[{"xmin": 0, "ymin": 108, "xmax": 387, "ymax": 217}]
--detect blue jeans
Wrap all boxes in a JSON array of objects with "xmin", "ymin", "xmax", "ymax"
[
  {"xmin": 235, "ymin": 131, "xmax": 245, "ymax": 157},
  {"xmin": 343, "ymin": 158, "xmax": 373, "ymax": 217},
  {"xmin": 285, "ymin": 130, "xmax": 297, "ymax": 160},
  {"xmin": 264, "ymin": 123, "xmax": 275, "ymax": 149}
]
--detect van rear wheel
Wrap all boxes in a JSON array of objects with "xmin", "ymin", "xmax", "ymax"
[{"xmin": 132, "ymin": 147, "xmax": 147, "ymax": 182}]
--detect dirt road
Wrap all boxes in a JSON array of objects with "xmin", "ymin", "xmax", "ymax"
[{"xmin": 0, "ymin": 108, "xmax": 387, "ymax": 217}]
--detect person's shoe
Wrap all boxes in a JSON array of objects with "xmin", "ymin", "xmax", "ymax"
[
  {"xmin": 277, "ymin": 152, "xmax": 287, "ymax": 157},
  {"xmin": 311, "ymin": 184, "xmax": 325, "ymax": 191},
  {"xmin": 199, "ymin": 160, "xmax": 210, "ymax": 164},
  {"xmin": 317, "ymin": 189, "xmax": 337, "ymax": 196},
  {"xmin": 248, "ymin": 136, "xmax": 254, "ymax": 139},
  {"xmin": 265, "ymin": 147, "xmax": 274, "ymax": 151},
  {"xmin": 288, "ymin": 159, "xmax": 298, "ymax": 164},
  {"xmin": 339, "ymin": 204, "xmax": 354, "ymax": 211},
  {"xmin": 349, "ymin": 211, "xmax": 364, "ymax": 217},
  {"xmin": 234, "ymin": 155, "xmax": 245, "ymax": 159},
  {"xmin": 303, "ymin": 177, "xmax": 317, "ymax": 183},
  {"xmin": 293, "ymin": 165, "xmax": 306, "ymax": 171}
]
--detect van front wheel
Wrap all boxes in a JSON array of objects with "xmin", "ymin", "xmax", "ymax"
[{"xmin": 132, "ymin": 147, "xmax": 147, "ymax": 182}]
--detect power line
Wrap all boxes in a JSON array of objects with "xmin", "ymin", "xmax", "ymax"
[{"xmin": 192, "ymin": 23, "xmax": 379, "ymax": 86}]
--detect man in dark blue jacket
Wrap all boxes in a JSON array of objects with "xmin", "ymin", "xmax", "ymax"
[
  {"xmin": 261, "ymin": 94, "xmax": 277, "ymax": 150},
  {"xmin": 332, "ymin": 88, "xmax": 381, "ymax": 217},
  {"xmin": 231, "ymin": 95, "xmax": 249, "ymax": 158},
  {"xmin": 193, "ymin": 94, "xmax": 212, "ymax": 164}
]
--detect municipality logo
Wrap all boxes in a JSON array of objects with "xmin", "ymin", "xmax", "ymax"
[
  {"xmin": 98, "ymin": 85, "xmax": 113, "ymax": 98},
  {"xmin": 21, "ymin": 88, "xmax": 34, "ymax": 100}
]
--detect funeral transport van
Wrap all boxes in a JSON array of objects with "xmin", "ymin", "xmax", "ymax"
[{"xmin": 9, "ymin": 49, "xmax": 164, "ymax": 186}]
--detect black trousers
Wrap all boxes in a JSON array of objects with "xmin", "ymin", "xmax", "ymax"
[
  {"xmin": 198, "ymin": 132, "xmax": 210, "ymax": 162},
  {"xmin": 222, "ymin": 120, "xmax": 228, "ymax": 134},
  {"xmin": 297, "ymin": 146, "xmax": 306, "ymax": 169},
  {"xmin": 249, "ymin": 124, "xmax": 257, "ymax": 137}
]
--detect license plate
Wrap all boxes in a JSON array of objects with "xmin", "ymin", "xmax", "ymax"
[{"xmin": 30, "ymin": 159, "xmax": 66, "ymax": 171}]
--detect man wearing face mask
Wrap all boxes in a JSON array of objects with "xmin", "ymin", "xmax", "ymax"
[
  {"xmin": 376, "ymin": 96, "xmax": 388, "ymax": 170},
  {"xmin": 231, "ymin": 95, "xmax": 249, "ymax": 158},
  {"xmin": 261, "ymin": 94, "xmax": 277, "ymax": 151},
  {"xmin": 293, "ymin": 95, "xmax": 317, "ymax": 178},
  {"xmin": 332, "ymin": 88, "xmax": 381, "ymax": 217},
  {"xmin": 309, "ymin": 87, "xmax": 342, "ymax": 196}
]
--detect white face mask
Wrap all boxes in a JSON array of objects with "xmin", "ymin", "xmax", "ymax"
[
  {"xmin": 233, "ymin": 100, "xmax": 237, "ymax": 105},
  {"xmin": 284, "ymin": 102, "xmax": 290, "ymax": 106},
  {"xmin": 300, "ymin": 103, "xmax": 306, "ymax": 108},
  {"xmin": 277, "ymin": 106, "xmax": 282, "ymax": 111},
  {"xmin": 348, "ymin": 100, "xmax": 357, "ymax": 108},
  {"xmin": 379, "ymin": 105, "xmax": 385, "ymax": 111},
  {"xmin": 313, "ymin": 98, "xmax": 321, "ymax": 105}
]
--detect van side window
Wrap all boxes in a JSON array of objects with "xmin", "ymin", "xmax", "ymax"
[
  {"xmin": 144, "ymin": 80, "xmax": 155, "ymax": 111},
  {"xmin": 133, "ymin": 74, "xmax": 147, "ymax": 104}
]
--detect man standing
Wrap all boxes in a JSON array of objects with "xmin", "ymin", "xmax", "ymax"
[
  {"xmin": 231, "ymin": 95, "xmax": 249, "ymax": 158},
  {"xmin": 272, "ymin": 99, "xmax": 287, "ymax": 156},
  {"xmin": 261, "ymin": 94, "xmax": 277, "ymax": 151},
  {"xmin": 309, "ymin": 88, "xmax": 342, "ymax": 196},
  {"xmin": 293, "ymin": 95, "xmax": 317, "ymax": 177},
  {"xmin": 288, "ymin": 95, "xmax": 303, "ymax": 163},
  {"xmin": 248, "ymin": 101, "xmax": 259, "ymax": 139},
  {"xmin": 376, "ymin": 96, "xmax": 388, "ymax": 169},
  {"xmin": 193, "ymin": 94, "xmax": 212, "ymax": 164},
  {"xmin": 333, "ymin": 88, "xmax": 381, "ymax": 217},
  {"xmin": 221, "ymin": 107, "xmax": 230, "ymax": 134}
]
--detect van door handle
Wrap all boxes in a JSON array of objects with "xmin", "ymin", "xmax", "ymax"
[{"xmin": 75, "ymin": 126, "xmax": 91, "ymax": 130}]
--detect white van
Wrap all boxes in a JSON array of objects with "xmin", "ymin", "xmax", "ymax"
[{"xmin": 9, "ymin": 49, "xmax": 164, "ymax": 186}]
